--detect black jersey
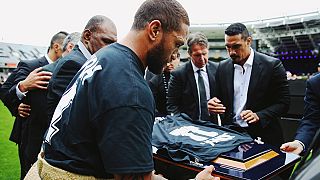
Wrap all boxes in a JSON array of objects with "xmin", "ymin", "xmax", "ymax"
[
  {"xmin": 152, "ymin": 114, "xmax": 253, "ymax": 162},
  {"xmin": 44, "ymin": 43, "xmax": 155, "ymax": 178}
]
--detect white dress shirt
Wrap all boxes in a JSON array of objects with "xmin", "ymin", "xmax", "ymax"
[
  {"xmin": 191, "ymin": 61, "xmax": 210, "ymax": 101},
  {"xmin": 233, "ymin": 48, "xmax": 254, "ymax": 127},
  {"xmin": 77, "ymin": 41, "xmax": 92, "ymax": 60},
  {"xmin": 191, "ymin": 61, "xmax": 210, "ymax": 119}
]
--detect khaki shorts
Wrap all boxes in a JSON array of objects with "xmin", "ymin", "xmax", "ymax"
[{"xmin": 24, "ymin": 152, "xmax": 112, "ymax": 180}]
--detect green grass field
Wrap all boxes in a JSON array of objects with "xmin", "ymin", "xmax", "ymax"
[{"xmin": 0, "ymin": 101, "xmax": 20, "ymax": 179}]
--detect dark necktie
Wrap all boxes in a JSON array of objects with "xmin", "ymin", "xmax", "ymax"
[{"xmin": 197, "ymin": 69, "xmax": 208, "ymax": 120}]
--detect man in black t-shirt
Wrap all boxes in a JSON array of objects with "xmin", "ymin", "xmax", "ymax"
[
  {"xmin": 45, "ymin": 43, "xmax": 155, "ymax": 178},
  {"xmin": 37, "ymin": 0, "xmax": 194, "ymax": 179}
]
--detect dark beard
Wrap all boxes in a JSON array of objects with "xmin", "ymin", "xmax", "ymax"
[
  {"xmin": 146, "ymin": 40, "xmax": 167, "ymax": 75},
  {"xmin": 230, "ymin": 55, "xmax": 239, "ymax": 62}
]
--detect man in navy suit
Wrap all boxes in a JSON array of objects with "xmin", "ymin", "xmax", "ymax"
[
  {"xmin": 281, "ymin": 73, "xmax": 320, "ymax": 154},
  {"xmin": 208, "ymin": 23, "xmax": 290, "ymax": 147},
  {"xmin": 0, "ymin": 31, "xmax": 68, "ymax": 179},
  {"xmin": 167, "ymin": 32, "xmax": 218, "ymax": 122},
  {"xmin": 46, "ymin": 15, "xmax": 117, "ymax": 122}
]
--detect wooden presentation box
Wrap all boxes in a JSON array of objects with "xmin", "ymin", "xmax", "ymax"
[{"xmin": 153, "ymin": 141, "xmax": 300, "ymax": 180}]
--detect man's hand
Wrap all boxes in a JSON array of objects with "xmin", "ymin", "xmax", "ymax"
[
  {"xmin": 280, "ymin": 140, "xmax": 304, "ymax": 155},
  {"xmin": 240, "ymin": 110, "xmax": 259, "ymax": 124},
  {"xmin": 19, "ymin": 67, "xmax": 52, "ymax": 92},
  {"xmin": 195, "ymin": 165, "xmax": 219, "ymax": 180},
  {"xmin": 18, "ymin": 103, "xmax": 31, "ymax": 118},
  {"xmin": 208, "ymin": 97, "xmax": 226, "ymax": 114}
]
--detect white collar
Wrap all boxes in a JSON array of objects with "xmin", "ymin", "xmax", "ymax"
[
  {"xmin": 233, "ymin": 47, "xmax": 254, "ymax": 68},
  {"xmin": 191, "ymin": 60, "xmax": 207, "ymax": 73},
  {"xmin": 44, "ymin": 54, "xmax": 53, "ymax": 64},
  {"xmin": 78, "ymin": 41, "xmax": 92, "ymax": 60},
  {"xmin": 245, "ymin": 48, "xmax": 254, "ymax": 66}
]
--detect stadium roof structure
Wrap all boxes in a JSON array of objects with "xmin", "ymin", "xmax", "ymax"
[
  {"xmin": 0, "ymin": 42, "xmax": 46, "ymax": 68},
  {"xmin": 251, "ymin": 11, "xmax": 320, "ymax": 55},
  {"xmin": 189, "ymin": 11, "xmax": 320, "ymax": 57}
]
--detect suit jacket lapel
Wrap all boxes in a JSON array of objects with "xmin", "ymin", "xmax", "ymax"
[
  {"xmin": 226, "ymin": 60, "xmax": 234, "ymax": 108},
  {"xmin": 39, "ymin": 56, "xmax": 49, "ymax": 67},
  {"xmin": 186, "ymin": 61, "xmax": 199, "ymax": 103},
  {"xmin": 206, "ymin": 62, "xmax": 215, "ymax": 98},
  {"xmin": 247, "ymin": 53, "xmax": 262, "ymax": 108}
]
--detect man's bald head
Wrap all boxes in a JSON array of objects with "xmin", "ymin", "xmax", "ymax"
[
  {"xmin": 85, "ymin": 15, "xmax": 116, "ymax": 33},
  {"xmin": 82, "ymin": 15, "xmax": 117, "ymax": 54}
]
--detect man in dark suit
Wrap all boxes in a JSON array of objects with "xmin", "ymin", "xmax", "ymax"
[
  {"xmin": 16, "ymin": 32, "xmax": 80, "ymax": 118},
  {"xmin": 281, "ymin": 73, "xmax": 320, "ymax": 154},
  {"xmin": 46, "ymin": 15, "xmax": 117, "ymax": 122},
  {"xmin": 167, "ymin": 32, "xmax": 218, "ymax": 122},
  {"xmin": 0, "ymin": 68, "xmax": 20, "ymax": 116},
  {"xmin": 148, "ymin": 50, "xmax": 180, "ymax": 115},
  {"xmin": 208, "ymin": 23, "xmax": 290, "ymax": 147},
  {"xmin": 12, "ymin": 32, "xmax": 81, "ymax": 173},
  {"xmin": 0, "ymin": 31, "xmax": 68, "ymax": 179}
]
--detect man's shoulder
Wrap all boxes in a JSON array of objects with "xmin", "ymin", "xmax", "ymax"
[
  {"xmin": 173, "ymin": 61, "xmax": 190, "ymax": 74},
  {"xmin": 62, "ymin": 50, "xmax": 86, "ymax": 65},
  {"xmin": 207, "ymin": 61, "xmax": 219, "ymax": 69},
  {"xmin": 148, "ymin": 73, "xmax": 162, "ymax": 85},
  {"xmin": 18, "ymin": 56, "xmax": 45, "ymax": 68},
  {"xmin": 308, "ymin": 73, "xmax": 320, "ymax": 87},
  {"xmin": 54, "ymin": 51, "xmax": 86, "ymax": 73},
  {"xmin": 216, "ymin": 59, "xmax": 232, "ymax": 71},
  {"xmin": 42, "ymin": 62, "xmax": 56, "ymax": 72},
  {"xmin": 67, "ymin": 47, "xmax": 86, "ymax": 60},
  {"xmin": 254, "ymin": 51, "xmax": 279, "ymax": 63},
  {"xmin": 97, "ymin": 43, "xmax": 133, "ymax": 64},
  {"xmin": 219, "ymin": 58, "xmax": 231, "ymax": 65}
]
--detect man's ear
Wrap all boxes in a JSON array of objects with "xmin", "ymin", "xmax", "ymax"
[
  {"xmin": 246, "ymin": 36, "xmax": 252, "ymax": 46},
  {"xmin": 148, "ymin": 20, "xmax": 162, "ymax": 41},
  {"xmin": 53, "ymin": 43, "xmax": 61, "ymax": 53},
  {"xmin": 82, "ymin": 29, "xmax": 92, "ymax": 44},
  {"xmin": 67, "ymin": 43, "xmax": 75, "ymax": 52}
]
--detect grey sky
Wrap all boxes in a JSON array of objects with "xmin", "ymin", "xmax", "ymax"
[{"xmin": 1, "ymin": 0, "xmax": 318, "ymax": 46}]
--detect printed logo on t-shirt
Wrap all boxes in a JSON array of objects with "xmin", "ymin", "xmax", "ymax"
[
  {"xmin": 170, "ymin": 126, "xmax": 235, "ymax": 147},
  {"xmin": 45, "ymin": 55, "xmax": 102, "ymax": 144}
]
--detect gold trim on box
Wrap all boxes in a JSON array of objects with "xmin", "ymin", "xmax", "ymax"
[{"xmin": 213, "ymin": 150, "xmax": 279, "ymax": 170}]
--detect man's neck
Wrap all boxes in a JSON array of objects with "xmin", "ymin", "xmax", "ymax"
[
  {"xmin": 119, "ymin": 30, "xmax": 148, "ymax": 69},
  {"xmin": 47, "ymin": 50, "xmax": 58, "ymax": 62}
]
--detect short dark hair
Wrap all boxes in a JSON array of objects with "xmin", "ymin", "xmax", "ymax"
[
  {"xmin": 187, "ymin": 32, "xmax": 208, "ymax": 54},
  {"xmin": 49, "ymin": 31, "xmax": 68, "ymax": 48},
  {"xmin": 225, "ymin": 23, "xmax": 250, "ymax": 40},
  {"xmin": 132, "ymin": 0, "xmax": 189, "ymax": 32}
]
